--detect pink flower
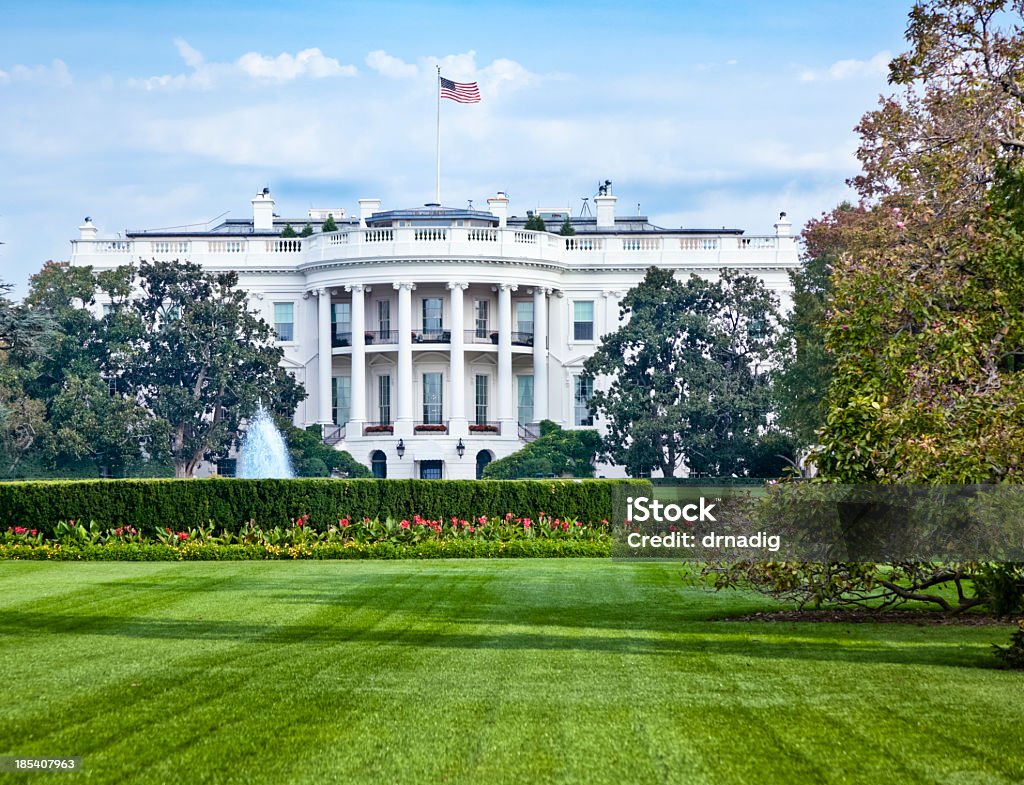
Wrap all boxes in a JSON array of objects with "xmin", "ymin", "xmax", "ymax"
[
  {"xmin": 523, "ymin": 520, "xmax": 532, "ymax": 529},
  {"xmin": 339, "ymin": 518, "xmax": 350, "ymax": 528},
  {"xmin": 400, "ymin": 520, "xmax": 410, "ymax": 529},
  {"xmin": 562, "ymin": 521, "xmax": 569, "ymax": 531},
  {"xmin": 504, "ymin": 512, "xmax": 513, "ymax": 521},
  {"xmin": 478, "ymin": 515, "xmax": 487, "ymax": 525}
]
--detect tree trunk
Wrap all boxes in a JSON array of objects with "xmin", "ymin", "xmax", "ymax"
[{"xmin": 174, "ymin": 460, "xmax": 189, "ymax": 478}]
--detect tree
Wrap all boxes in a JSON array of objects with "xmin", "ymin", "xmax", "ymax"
[
  {"xmin": 285, "ymin": 424, "xmax": 371, "ymax": 477},
  {"xmin": 524, "ymin": 213, "xmax": 546, "ymax": 232},
  {"xmin": 482, "ymin": 421, "xmax": 600, "ymax": 479},
  {"xmin": 280, "ymin": 224, "xmax": 298, "ymax": 238},
  {"xmin": 103, "ymin": 261, "xmax": 306, "ymax": 478},
  {"xmin": 559, "ymin": 216, "xmax": 576, "ymax": 236},
  {"xmin": 299, "ymin": 223, "xmax": 314, "ymax": 237},
  {"xmin": 584, "ymin": 267, "xmax": 781, "ymax": 477},
  {"xmin": 321, "ymin": 214, "xmax": 338, "ymax": 233},
  {"xmin": 773, "ymin": 205, "xmax": 859, "ymax": 448},
  {"xmin": 816, "ymin": 1, "xmax": 1024, "ymax": 484}
]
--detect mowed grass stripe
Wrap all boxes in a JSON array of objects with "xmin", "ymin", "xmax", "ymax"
[{"xmin": 0, "ymin": 561, "xmax": 1020, "ymax": 785}]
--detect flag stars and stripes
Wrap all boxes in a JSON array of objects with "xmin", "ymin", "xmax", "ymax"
[{"xmin": 439, "ymin": 76, "xmax": 481, "ymax": 103}]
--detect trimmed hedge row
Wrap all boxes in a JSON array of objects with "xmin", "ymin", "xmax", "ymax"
[
  {"xmin": 0, "ymin": 539, "xmax": 611, "ymax": 561},
  {"xmin": 0, "ymin": 478, "xmax": 649, "ymax": 536}
]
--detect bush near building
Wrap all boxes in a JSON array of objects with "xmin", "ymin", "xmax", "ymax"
[{"xmin": 0, "ymin": 477, "xmax": 647, "ymax": 536}]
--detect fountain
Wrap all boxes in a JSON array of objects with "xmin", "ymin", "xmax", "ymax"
[{"xmin": 237, "ymin": 404, "xmax": 295, "ymax": 479}]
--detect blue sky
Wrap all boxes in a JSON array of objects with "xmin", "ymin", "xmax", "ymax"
[{"xmin": 1, "ymin": 1, "xmax": 912, "ymax": 294}]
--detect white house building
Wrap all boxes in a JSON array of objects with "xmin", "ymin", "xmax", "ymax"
[{"xmin": 68, "ymin": 185, "xmax": 799, "ymax": 479}]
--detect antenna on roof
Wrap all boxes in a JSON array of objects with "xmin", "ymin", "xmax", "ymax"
[
  {"xmin": 467, "ymin": 199, "xmax": 473, "ymax": 210},
  {"xmin": 579, "ymin": 197, "xmax": 592, "ymax": 217}
]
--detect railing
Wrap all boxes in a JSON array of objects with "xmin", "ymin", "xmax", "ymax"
[
  {"xmin": 468, "ymin": 421, "xmax": 501, "ymax": 435},
  {"xmin": 322, "ymin": 424, "xmax": 345, "ymax": 446},
  {"xmin": 623, "ymin": 238, "xmax": 662, "ymax": 251},
  {"xmin": 564, "ymin": 237, "xmax": 603, "ymax": 251},
  {"xmin": 414, "ymin": 421, "xmax": 448, "ymax": 433},
  {"xmin": 265, "ymin": 239, "xmax": 302, "ymax": 253},
  {"xmin": 411, "ymin": 329, "xmax": 451, "ymax": 343},
  {"xmin": 363, "ymin": 421, "xmax": 394, "ymax": 436},
  {"xmin": 364, "ymin": 330, "xmax": 398, "ymax": 344},
  {"xmin": 511, "ymin": 331, "xmax": 534, "ymax": 347},
  {"xmin": 70, "ymin": 227, "xmax": 797, "ymax": 271},
  {"xmin": 414, "ymin": 228, "xmax": 447, "ymax": 241},
  {"xmin": 518, "ymin": 422, "xmax": 540, "ymax": 442},
  {"xmin": 332, "ymin": 331, "xmax": 352, "ymax": 348},
  {"xmin": 465, "ymin": 329, "xmax": 498, "ymax": 345}
]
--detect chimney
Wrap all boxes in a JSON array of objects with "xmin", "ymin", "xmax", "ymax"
[
  {"xmin": 774, "ymin": 211, "xmax": 791, "ymax": 237},
  {"xmin": 487, "ymin": 191, "xmax": 509, "ymax": 227},
  {"xmin": 252, "ymin": 188, "xmax": 275, "ymax": 232},
  {"xmin": 594, "ymin": 181, "xmax": 617, "ymax": 229},
  {"xmin": 78, "ymin": 217, "xmax": 98, "ymax": 241},
  {"xmin": 359, "ymin": 198, "xmax": 382, "ymax": 228}
]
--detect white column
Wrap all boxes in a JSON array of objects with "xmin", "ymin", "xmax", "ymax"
[
  {"xmin": 348, "ymin": 284, "xmax": 367, "ymax": 425},
  {"xmin": 394, "ymin": 282, "xmax": 415, "ymax": 436},
  {"xmin": 532, "ymin": 287, "xmax": 549, "ymax": 423},
  {"xmin": 316, "ymin": 288, "xmax": 332, "ymax": 424},
  {"xmin": 448, "ymin": 282, "xmax": 468, "ymax": 436},
  {"xmin": 602, "ymin": 290, "xmax": 621, "ymax": 337},
  {"xmin": 497, "ymin": 283, "xmax": 516, "ymax": 428}
]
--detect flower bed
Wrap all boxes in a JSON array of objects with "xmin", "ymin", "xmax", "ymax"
[{"xmin": 1, "ymin": 513, "xmax": 612, "ymax": 560}]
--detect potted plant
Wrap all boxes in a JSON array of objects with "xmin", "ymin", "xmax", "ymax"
[{"xmin": 490, "ymin": 332, "xmax": 499, "ymax": 344}]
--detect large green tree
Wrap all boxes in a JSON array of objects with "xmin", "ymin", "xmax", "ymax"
[
  {"xmin": 817, "ymin": 0, "xmax": 1024, "ymax": 483},
  {"xmin": 584, "ymin": 267, "xmax": 782, "ymax": 477},
  {"xmin": 102, "ymin": 261, "xmax": 306, "ymax": 478},
  {"xmin": 482, "ymin": 420, "xmax": 600, "ymax": 479}
]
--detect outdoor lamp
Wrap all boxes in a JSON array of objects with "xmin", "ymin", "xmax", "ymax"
[
  {"xmin": 456, "ymin": 438, "xmax": 465, "ymax": 458},
  {"xmin": 396, "ymin": 439, "xmax": 405, "ymax": 458}
]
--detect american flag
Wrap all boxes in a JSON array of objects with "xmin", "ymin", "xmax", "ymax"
[{"xmin": 439, "ymin": 76, "xmax": 480, "ymax": 104}]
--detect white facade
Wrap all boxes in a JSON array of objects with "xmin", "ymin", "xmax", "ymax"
[{"xmin": 68, "ymin": 187, "xmax": 798, "ymax": 479}]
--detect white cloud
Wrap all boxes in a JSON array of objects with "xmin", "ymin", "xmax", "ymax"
[
  {"xmin": 0, "ymin": 59, "xmax": 72, "ymax": 86},
  {"xmin": 799, "ymin": 50, "xmax": 891, "ymax": 82},
  {"xmin": 237, "ymin": 48, "xmax": 356, "ymax": 81},
  {"xmin": 366, "ymin": 50, "xmax": 418, "ymax": 79},
  {"xmin": 134, "ymin": 40, "xmax": 356, "ymax": 90}
]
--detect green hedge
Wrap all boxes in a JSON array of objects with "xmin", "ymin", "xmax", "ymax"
[{"xmin": 0, "ymin": 478, "xmax": 649, "ymax": 536}]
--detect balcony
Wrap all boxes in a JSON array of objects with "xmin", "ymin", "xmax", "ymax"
[
  {"xmin": 411, "ymin": 329, "xmax": 451, "ymax": 344},
  {"xmin": 362, "ymin": 422, "xmax": 394, "ymax": 435},
  {"xmin": 365, "ymin": 330, "xmax": 398, "ymax": 344},
  {"xmin": 71, "ymin": 226, "xmax": 798, "ymax": 275},
  {"xmin": 332, "ymin": 331, "xmax": 352, "ymax": 348},
  {"xmin": 468, "ymin": 421, "xmax": 501, "ymax": 435},
  {"xmin": 462, "ymin": 330, "xmax": 534, "ymax": 346}
]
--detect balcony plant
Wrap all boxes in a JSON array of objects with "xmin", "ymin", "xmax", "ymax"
[
  {"xmin": 490, "ymin": 332, "xmax": 499, "ymax": 344},
  {"xmin": 364, "ymin": 424, "xmax": 394, "ymax": 434},
  {"xmin": 415, "ymin": 424, "xmax": 447, "ymax": 433},
  {"xmin": 469, "ymin": 424, "xmax": 499, "ymax": 433}
]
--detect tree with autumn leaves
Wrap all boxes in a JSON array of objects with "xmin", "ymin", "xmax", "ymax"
[{"xmin": 816, "ymin": 0, "xmax": 1024, "ymax": 485}]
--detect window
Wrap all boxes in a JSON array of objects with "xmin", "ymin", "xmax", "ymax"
[
  {"xmin": 333, "ymin": 376, "xmax": 351, "ymax": 425},
  {"xmin": 517, "ymin": 375, "xmax": 534, "ymax": 425},
  {"xmin": 216, "ymin": 458, "xmax": 237, "ymax": 478},
  {"xmin": 573, "ymin": 301, "xmax": 594, "ymax": 341},
  {"xmin": 274, "ymin": 302, "xmax": 294, "ymax": 342},
  {"xmin": 106, "ymin": 375, "xmax": 118, "ymax": 396},
  {"xmin": 371, "ymin": 450, "xmax": 387, "ymax": 479},
  {"xmin": 332, "ymin": 302, "xmax": 351, "ymax": 343},
  {"xmin": 378, "ymin": 375, "xmax": 392, "ymax": 424},
  {"xmin": 574, "ymin": 375, "xmax": 594, "ymax": 426},
  {"xmin": 475, "ymin": 375, "xmax": 489, "ymax": 424},
  {"xmin": 423, "ymin": 372, "xmax": 443, "ymax": 424},
  {"xmin": 101, "ymin": 303, "xmax": 114, "ymax": 318},
  {"xmin": 422, "ymin": 297, "xmax": 443, "ymax": 332},
  {"xmin": 474, "ymin": 300, "xmax": 489, "ymax": 338},
  {"xmin": 420, "ymin": 460, "xmax": 443, "ymax": 480},
  {"xmin": 516, "ymin": 301, "xmax": 534, "ymax": 336},
  {"xmin": 378, "ymin": 300, "xmax": 391, "ymax": 335}
]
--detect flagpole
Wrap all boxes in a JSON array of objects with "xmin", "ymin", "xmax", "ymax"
[{"xmin": 435, "ymin": 65, "xmax": 441, "ymax": 205}]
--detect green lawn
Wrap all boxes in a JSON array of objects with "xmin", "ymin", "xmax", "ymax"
[{"xmin": 0, "ymin": 561, "xmax": 1020, "ymax": 785}]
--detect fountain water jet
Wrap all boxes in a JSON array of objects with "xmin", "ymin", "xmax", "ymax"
[{"xmin": 237, "ymin": 404, "xmax": 295, "ymax": 479}]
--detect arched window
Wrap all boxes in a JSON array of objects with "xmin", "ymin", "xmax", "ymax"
[
  {"xmin": 475, "ymin": 450, "xmax": 493, "ymax": 480},
  {"xmin": 371, "ymin": 450, "xmax": 387, "ymax": 479}
]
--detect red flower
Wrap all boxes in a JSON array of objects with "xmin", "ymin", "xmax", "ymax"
[
  {"xmin": 478, "ymin": 515, "xmax": 487, "ymax": 525},
  {"xmin": 177, "ymin": 532, "xmax": 189, "ymax": 540},
  {"xmin": 339, "ymin": 518, "xmax": 350, "ymax": 528},
  {"xmin": 400, "ymin": 520, "xmax": 410, "ymax": 529}
]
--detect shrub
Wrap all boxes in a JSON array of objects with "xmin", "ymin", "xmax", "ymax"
[
  {"xmin": 321, "ymin": 215, "xmax": 338, "ymax": 232},
  {"xmin": 994, "ymin": 620, "xmax": 1024, "ymax": 669},
  {"xmin": 0, "ymin": 478, "xmax": 648, "ymax": 536}
]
